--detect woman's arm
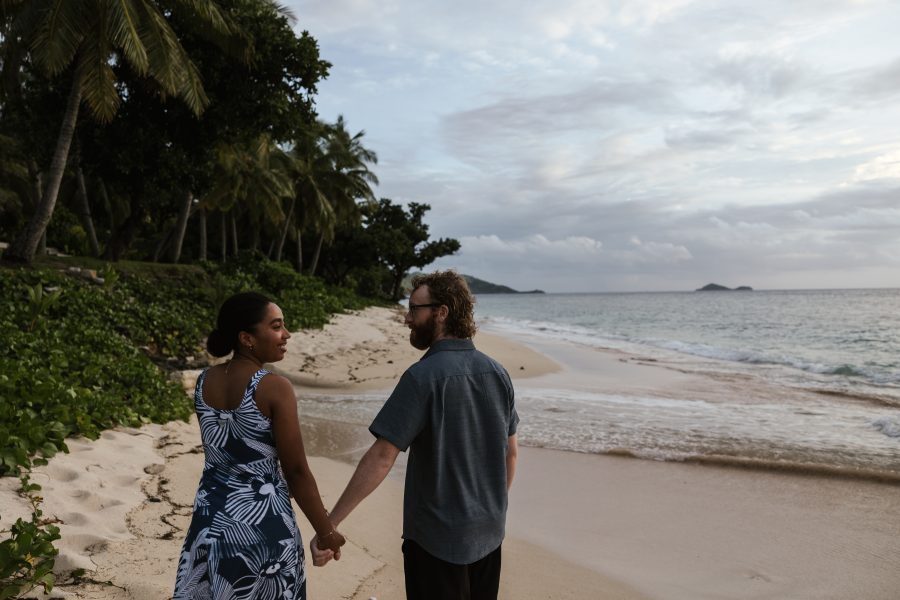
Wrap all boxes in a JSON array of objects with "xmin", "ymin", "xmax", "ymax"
[{"xmin": 261, "ymin": 375, "xmax": 345, "ymax": 554}]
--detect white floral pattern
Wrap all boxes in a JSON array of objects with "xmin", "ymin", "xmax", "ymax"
[{"xmin": 173, "ymin": 369, "xmax": 305, "ymax": 599}]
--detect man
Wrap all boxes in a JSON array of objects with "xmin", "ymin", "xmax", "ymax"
[{"xmin": 314, "ymin": 270, "xmax": 519, "ymax": 600}]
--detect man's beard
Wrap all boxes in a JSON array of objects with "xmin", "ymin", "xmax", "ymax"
[{"xmin": 409, "ymin": 313, "xmax": 438, "ymax": 350}]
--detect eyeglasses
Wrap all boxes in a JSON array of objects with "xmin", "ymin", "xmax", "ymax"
[{"xmin": 406, "ymin": 302, "xmax": 441, "ymax": 314}]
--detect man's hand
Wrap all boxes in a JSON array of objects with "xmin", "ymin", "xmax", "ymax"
[{"xmin": 310, "ymin": 535, "xmax": 340, "ymax": 566}]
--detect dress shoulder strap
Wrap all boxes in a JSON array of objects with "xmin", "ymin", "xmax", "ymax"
[
  {"xmin": 193, "ymin": 367, "xmax": 210, "ymax": 405},
  {"xmin": 246, "ymin": 368, "xmax": 271, "ymax": 396}
]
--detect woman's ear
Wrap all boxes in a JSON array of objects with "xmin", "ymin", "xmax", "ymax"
[{"xmin": 238, "ymin": 330, "xmax": 254, "ymax": 351}]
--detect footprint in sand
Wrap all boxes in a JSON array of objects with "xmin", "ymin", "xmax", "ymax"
[
  {"xmin": 66, "ymin": 438, "xmax": 95, "ymax": 453},
  {"xmin": 47, "ymin": 465, "xmax": 80, "ymax": 482},
  {"xmin": 59, "ymin": 511, "xmax": 89, "ymax": 526},
  {"xmin": 64, "ymin": 489, "xmax": 124, "ymax": 512},
  {"xmin": 111, "ymin": 474, "xmax": 142, "ymax": 487}
]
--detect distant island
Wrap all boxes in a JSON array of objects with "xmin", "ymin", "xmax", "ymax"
[
  {"xmin": 463, "ymin": 275, "xmax": 545, "ymax": 294},
  {"xmin": 696, "ymin": 283, "xmax": 753, "ymax": 291},
  {"xmin": 403, "ymin": 273, "xmax": 544, "ymax": 295}
]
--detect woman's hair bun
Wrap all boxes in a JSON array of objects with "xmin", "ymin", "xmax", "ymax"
[
  {"xmin": 206, "ymin": 328, "xmax": 232, "ymax": 357},
  {"xmin": 207, "ymin": 292, "xmax": 272, "ymax": 358}
]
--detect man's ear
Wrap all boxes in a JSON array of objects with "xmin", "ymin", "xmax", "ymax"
[{"xmin": 436, "ymin": 304, "xmax": 449, "ymax": 323}]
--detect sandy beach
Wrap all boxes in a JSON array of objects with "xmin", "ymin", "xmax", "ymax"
[{"xmin": 3, "ymin": 306, "xmax": 898, "ymax": 599}]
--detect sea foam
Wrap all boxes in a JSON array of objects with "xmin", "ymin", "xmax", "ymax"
[{"xmin": 871, "ymin": 417, "xmax": 900, "ymax": 438}]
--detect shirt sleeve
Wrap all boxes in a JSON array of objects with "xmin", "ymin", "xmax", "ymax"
[
  {"xmin": 503, "ymin": 368, "xmax": 519, "ymax": 436},
  {"xmin": 369, "ymin": 369, "xmax": 429, "ymax": 452}
]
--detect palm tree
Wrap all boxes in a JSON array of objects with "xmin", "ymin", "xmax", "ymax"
[
  {"xmin": 1, "ymin": 0, "xmax": 232, "ymax": 263},
  {"xmin": 306, "ymin": 116, "xmax": 378, "ymax": 275},
  {"xmin": 279, "ymin": 121, "xmax": 333, "ymax": 268},
  {"xmin": 201, "ymin": 134, "xmax": 294, "ymax": 256}
]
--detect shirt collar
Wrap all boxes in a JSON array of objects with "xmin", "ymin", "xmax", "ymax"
[{"xmin": 421, "ymin": 337, "xmax": 474, "ymax": 360}]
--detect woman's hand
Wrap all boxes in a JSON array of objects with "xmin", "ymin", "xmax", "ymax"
[
  {"xmin": 316, "ymin": 529, "xmax": 346, "ymax": 555},
  {"xmin": 310, "ymin": 535, "xmax": 338, "ymax": 566}
]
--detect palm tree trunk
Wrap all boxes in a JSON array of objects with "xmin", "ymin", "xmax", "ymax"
[
  {"xmin": 6, "ymin": 73, "xmax": 83, "ymax": 263},
  {"xmin": 275, "ymin": 198, "xmax": 295, "ymax": 262},
  {"xmin": 27, "ymin": 161, "xmax": 43, "ymax": 211},
  {"xmin": 74, "ymin": 150, "xmax": 100, "ymax": 257},
  {"xmin": 219, "ymin": 211, "xmax": 228, "ymax": 262},
  {"xmin": 230, "ymin": 214, "xmax": 239, "ymax": 256},
  {"xmin": 75, "ymin": 166, "xmax": 100, "ymax": 256},
  {"xmin": 152, "ymin": 224, "xmax": 174, "ymax": 262},
  {"xmin": 199, "ymin": 208, "xmax": 207, "ymax": 261},
  {"xmin": 98, "ymin": 179, "xmax": 116, "ymax": 230},
  {"xmin": 28, "ymin": 162, "xmax": 46, "ymax": 257},
  {"xmin": 266, "ymin": 238, "xmax": 275, "ymax": 258},
  {"xmin": 308, "ymin": 232, "xmax": 324, "ymax": 276},
  {"xmin": 295, "ymin": 226, "xmax": 303, "ymax": 272},
  {"xmin": 170, "ymin": 190, "xmax": 193, "ymax": 263},
  {"xmin": 250, "ymin": 225, "xmax": 259, "ymax": 254}
]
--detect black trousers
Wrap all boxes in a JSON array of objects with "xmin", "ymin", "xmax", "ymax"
[{"xmin": 402, "ymin": 539, "xmax": 502, "ymax": 600}]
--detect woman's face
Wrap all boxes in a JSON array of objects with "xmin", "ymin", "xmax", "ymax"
[{"xmin": 247, "ymin": 303, "xmax": 291, "ymax": 363}]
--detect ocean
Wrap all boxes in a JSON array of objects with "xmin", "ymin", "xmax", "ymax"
[
  {"xmin": 299, "ymin": 288, "xmax": 900, "ymax": 482},
  {"xmin": 475, "ymin": 289, "xmax": 900, "ymax": 481}
]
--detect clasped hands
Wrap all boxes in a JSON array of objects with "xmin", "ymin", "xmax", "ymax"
[{"xmin": 310, "ymin": 526, "xmax": 345, "ymax": 567}]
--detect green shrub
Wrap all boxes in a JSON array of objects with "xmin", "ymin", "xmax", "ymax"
[
  {"xmin": 0, "ymin": 257, "xmax": 371, "ymax": 594},
  {"xmin": 202, "ymin": 253, "xmax": 369, "ymax": 328},
  {"xmin": 0, "ymin": 478, "xmax": 61, "ymax": 599},
  {"xmin": 0, "ymin": 257, "xmax": 372, "ymax": 476},
  {"xmin": 0, "ymin": 272, "xmax": 192, "ymax": 476}
]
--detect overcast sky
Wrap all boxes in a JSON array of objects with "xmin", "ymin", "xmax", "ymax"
[{"xmin": 288, "ymin": 0, "xmax": 900, "ymax": 292}]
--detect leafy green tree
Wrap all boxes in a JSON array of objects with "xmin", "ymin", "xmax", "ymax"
[
  {"xmin": 321, "ymin": 199, "xmax": 460, "ymax": 300},
  {"xmin": 2, "ymin": 0, "xmax": 234, "ymax": 264},
  {"xmin": 76, "ymin": 0, "xmax": 329, "ymax": 262}
]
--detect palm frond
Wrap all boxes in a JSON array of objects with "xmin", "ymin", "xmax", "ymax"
[
  {"xmin": 107, "ymin": 0, "xmax": 149, "ymax": 74},
  {"xmin": 171, "ymin": 42, "xmax": 208, "ymax": 115},
  {"xmin": 264, "ymin": 1, "xmax": 296, "ymax": 23},
  {"xmin": 133, "ymin": 0, "xmax": 180, "ymax": 94},
  {"xmin": 31, "ymin": 0, "xmax": 88, "ymax": 75},
  {"xmin": 172, "ymin": 0, "xmax": 231, "ymax": 35},
  {"xmin": 76, "ymin": 29, "xmax": 119, "ymax": 122}
]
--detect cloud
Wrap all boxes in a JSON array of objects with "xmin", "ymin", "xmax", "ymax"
[
  {"xmin": 456, "ymin": 234, "xmax": 603, "ymax": 263},
  {"xmin": 857, "ymin": 57, "xmax": 900, "ymax": 99},
  {"xmin": 852, "ymin": 149, "xmax": 900, "ymax": 182},
  {"xmin": 290, "ymin": 0, "xmax": 900, "ymax": 291}
]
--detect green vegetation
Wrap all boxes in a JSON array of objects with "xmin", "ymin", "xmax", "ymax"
[
  {"xmin": 0, "ymin": 1, "xmax": 458, "ymax": 302},
  {"xmin": 0, "ymin": 256, "xmax": 373, "ymax": 477},
  {"xmin": 0, "ymin": 475, "xmax": 61, "ymax": 599},
  {"xmin": 1, "ymin": 3, "xmax": 460, "ymax": 591},
  {"xmin": 0, "ymin": 255, "xmax": 376, "ymax": 594}
]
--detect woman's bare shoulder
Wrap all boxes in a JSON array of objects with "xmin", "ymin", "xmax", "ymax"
[{"xmin": 257, "ymin": 371, "xmax": 294, "ymax": 400}]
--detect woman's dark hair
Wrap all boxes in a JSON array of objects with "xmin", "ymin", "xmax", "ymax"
[{"xmin": 207, "ymin": 292, "xmax": 273, "ymax": 357}]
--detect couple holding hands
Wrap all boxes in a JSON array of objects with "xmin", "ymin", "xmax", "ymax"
[{"xmin": 173, "ymin": 271, "xmax": 518, "ymax": 600}]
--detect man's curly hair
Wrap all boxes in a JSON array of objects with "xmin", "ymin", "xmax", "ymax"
[{"xmin": 411, "ymin": 270, "xmax": 477, "ymax": 339}]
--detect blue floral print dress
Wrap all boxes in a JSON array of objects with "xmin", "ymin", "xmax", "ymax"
[{"xmin": 173, "ymin": 368, "xmax": 305, "ymax": 600}]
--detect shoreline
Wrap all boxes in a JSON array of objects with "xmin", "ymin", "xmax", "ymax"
[{"xmin": 3, "ymin": 306, "xmax": 898, "ymax": 598}]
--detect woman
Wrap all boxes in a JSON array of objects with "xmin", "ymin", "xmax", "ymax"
[{"xmin": 174, "ymin": 292, "xmax": 343, "ymax": 599}]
